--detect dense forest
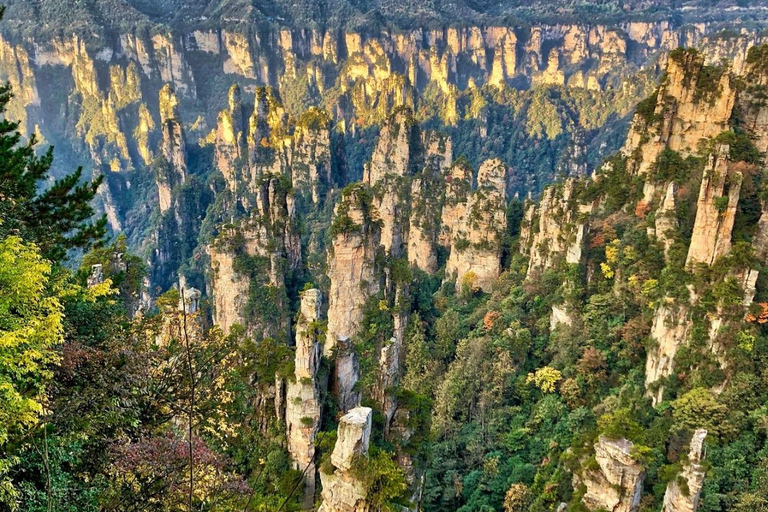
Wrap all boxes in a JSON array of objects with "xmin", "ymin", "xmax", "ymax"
[{"xmin": 2, "ymin": 3, "xmax": 768, "ymax": 512}]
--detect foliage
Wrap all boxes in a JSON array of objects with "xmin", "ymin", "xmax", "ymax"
[
  {"xmin": 671, "ymin": 388, "xmax": 731, "ymax": 438},
  {"xmin": 526, "ymin": 367, "xmax": 563, "ymax": 394},
  {"xmin": 0, "ymin": 83, "xmax": 105, "ymax": 261},
  {"xmin": 0, "ymin": 236, "xmax": 61, "ymax": 507},
  {"xmin": 352, "ymin": 446, "xmax": 409, "ymax": 511}
]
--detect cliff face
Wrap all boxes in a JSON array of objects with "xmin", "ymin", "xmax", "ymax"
[
  {"xmin": 326, "ymin": 184, "xmax": 383, "ymax": 411},
  {"xmin": 685, "ymin": 144, "xmax": 741, "ymax": 267},
  {"xmin": 286, "ymin": 289, "xmax": 324, "ymax": 508},
  {"xmin": 157, "ymin": 84, "xmax": 187, "ymax": 213},
  {"xmin": 318, "ymin": 407, "xmax": 373, "ymax": 512},
  {"xmin": 208, "ymin": 175, "xmax": 300, "ymax": 339},
  {"xmin": 215, "ymin": 85, "xmax": 248, "ymax": 200},
  {"xmin": 521, "ymin": 178, "xmax": 591, "ymax": 277},
  {"xmin": 364, "ymin": 108, "xmax": 417, "ymax": 258},
  {"xmin": 624, "ymin": 49, "xmax": 768, "ymax": 404},
  {"xmin": 445, "ymin": 159, "xmax": 508, "ymax": 292},
  {"xmin": 576, "ymin": 437, "xmax": 645, "ymax": 512},
  {"xmin": 622, "ymin": 49, "xmax": 737, "ymax": 181},
  {"xmin": 0, "ymin": 21, "xmax": 759, "ymax": 190},
  {"xmin": 662, "ymin": 429, "xmax": 708, "ymax": 512}
]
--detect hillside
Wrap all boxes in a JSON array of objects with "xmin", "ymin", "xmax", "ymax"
[{"xmin": 1, "ymin": 2, "xmax": 768, "ymax": 512}]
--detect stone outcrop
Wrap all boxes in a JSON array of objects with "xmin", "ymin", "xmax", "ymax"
[
  {"xmin": 577, "ymin": 437, "xmax": 645, "ymax": 512},
  {"xmin": 522, "ymin": 179, "xmax": 590, "ymax": 277},
  {"xmin": 157, "ymin": 84, "xmax": 187, "ymax": 213},
  {"xmin": 645, "ymin": 302, "xmax": 693, "ymax": 405},
  {"xmin": 208, "ymin": 175, "xmax": 300, "ymax": 339},
  {"xmin": 685, "ymin": 144, "xmax": 741, "ymax": 267},
  {"xmin": 372, "ymin": 337, "xmax": 401, "ymax": 430},
  {"xmin": 326, "ymin": 185, "xmax": 383, "ymax": 410},
  {"xmin": 291, "ymin": 108, "xmax": 334, "ymax": 204},
  {"xmin": 440, "ymin": 159, "xmax": 473, "ymax": 248},
  {"xmin": 622, "ymin": 49, "xmax": 736, "ymax": 179},
  {"xmin": 318, "ymin": 407, "xmax": 372, "ymax": 512},
  {"xmin": 662, "ymin": 429, "xmax": 708, "ymax": 512},
  {"xmin": 408, "ymin": 132, "xmax": 453, "ymax": 273},
  {"xmin": 446, "ymin": 159, "xmax": 508, "ymax": 292},
  {"xmin": 215, "ymin": 85, "xmax": 248, "ymax": 198},
  {"xmin": 286, "ymin": 289, "xmax": 324, "ymax": 508},
  {"xmin": 654, "ymin": 182, "xmax": 678, "ymax": 259},
  {"xmin": 364, "ymin": 108, "xmax": 417, "ymax": 258}
]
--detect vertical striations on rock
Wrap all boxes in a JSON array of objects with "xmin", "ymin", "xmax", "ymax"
[
  {"xmin": 216, "ymin": 84, "xmax": 248, "ymax": 198},
  {"xmin": 446, "ymin": 159, "xmax": 508, "ymax": 292},
  {"xmin": 364, "ymin": 107, "xmax": 417, "ymax": 258},
  {"xmin": 685, "ymin": 144, "xmax": 741, "ymax": 267},
  {"xmin": 286, "ymin": 289, "xmax": 324, "ymax": 508},
  {"xmin": 318, "ymin": 407, "xmax": 373, "ymax": 512},
  {"xmin": 157, "ymin": 84, "xmax": 187, "ymax": 213},
  {"xmin": 208, "ymin": 174, "xmax": 300, "ymax": 339},
  {"xmin": 576, "ymin": 437, "xmax": 645, "ymax": 512},
  {"xmin": 326, "ymin": 185, "xmax": 383, "ymax": 411},
  {"xmin": 522, "ymin": 178, "xmax": 590, "ymax": 277},
  {"xmin": 662, "ymin": 429, "xmax": 708, "ymax": 512}
]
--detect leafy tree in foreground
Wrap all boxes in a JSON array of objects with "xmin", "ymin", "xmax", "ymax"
[{"xmin": 0, "ymin": 236, "xmax": 62, "ymax": 506}]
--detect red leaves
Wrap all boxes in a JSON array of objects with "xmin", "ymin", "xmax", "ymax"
[{"xmin": 746, "ymin": 302, "xmax": 768, "ymax": 324}]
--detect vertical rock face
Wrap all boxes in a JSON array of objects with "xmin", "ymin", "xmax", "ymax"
[
  {"xmin": 408, "ymin": 132, "xmax": 453, "ymax": 273},
  {"xmin": 318, "ymin": 407, "xmax": 373, "ymax": 512},
  {"xmin": 326, "ymin": 185, "xmax": 383, "ymax": 411},
  {"xmin": 662, "ymin": 429, "xmax": 708, "ymax": 512},
  {"xmin": 372, "ymin": 337, "xmax": 400, "ymax": 429},
  {"xmin": 364, "ymin": 108, "xmax": 417, "ymax": 258},
  {"xmin": 286, "ymin": 289, "xmax": 324, "ymax": 508},
  {"xmin": 622, "ymin": 49, "xmax": 736, "ymax": 178},
  {"xmin": 208, "ymin": 175, "xmax": 300, "ymax": 339},
  {"xmin": 741, "ymin": 56, "xmax": 768, "ymax": 154},
  {"xmin": 522, "ymin": 179, "xmax": 590, "ymax": 277},
  {"xmin": 216, "ymin": 85, "xmax": 248, "ymax": 197},
  {"xmin": 685, "ymin": 145, "xmax": 741, "ymax": 267},
  {"xmin": 207, "ymin": 244, "xmax": 250, "ymax": 335},
  {"xmin": 655, "ymin": 182, "xmax": 678, "ymax": 258},
  {"xmin": 645, "ymin": 302, "xmax": 692, "ymax": 405},
  {"xmin": 326, "ymin": 184, "xmax": 383, "ymax": 356},
  {"xmin": 577, "ymin": 437, "xmax": 645, "ymax": 512},
  {"xmin": 291, "ymin": 108, "xmax": 334, "ymax": 204},
  {"xmin": 446, "ymin": 159, "xmax": 508, "ymax": 292},
  {"xmin": 632, "ymin": 49, "xmax": 768, "ymax": 404},
  {"xmin": 157, "ymin": 84, "xmax": 187, "ymax": 213},
  {"xmin": 440, "ymin": 159, "xmax": 473, "ymax": 248}
]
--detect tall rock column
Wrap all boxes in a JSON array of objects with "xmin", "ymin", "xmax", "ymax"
[
  {"xmin": 364, "ymin": 107, "xmax": 416, "ymax": 258},
  {"xmin": 576, "ymin": 437, "xmax": 645, "ymax": 512},
  {"xmin": 286, "ymin": 289, "xmax": 324, "ymax": 508},
  {"xmin": 157, "ymin": 84, "xmax": 187, "ymax": 213},
  {"xmin": 408, "ymin": 132, "xmax": 453, "ymax": 273},
  {"xmin": 645, "ymin": 302, "xmax": 693, "ymax": 405},
  {"xmin": 439, "ymin": 159, "xmax": 473, "ymax": 248},
  {"xmin": 326, "ymin": 185, "xmax": 383, "ymax": 411},
  {"xmin": 208, "ymin": 175, "xmax": 300, "ymax": 339},
  {"xmin": 685, "ymin": 144, "xmax": 741, "ymax": 267},
  {"xmin": 522, "ymin": 178, "xmax": 590, "ymax": 276},
  {"xmin": 446, "ymin": 159, "xmax": 508, "ymax": 292},
  {"xmin": 662, "ymin": 429, "xmax": 708, "ymax": 512},
  {"xmin": 292, "ymin": 107, "xmax": 334, "ymax": 204},
  {"xmin": 318, "ymin": 407, "xmax": 373, "ymax": 512},
  {"xmin": 216, "ymin": 84, "xmax": 248, "ymax": 198}
]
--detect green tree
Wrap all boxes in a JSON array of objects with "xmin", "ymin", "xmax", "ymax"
[
  {"xmin": 671, "ymin": 387, "xmax": 731, "ymax": 437},
  {"xmin": 0, "ymin": 82, "xmax": 105, "ymax": 261},
  {"xmin": 0, "ymin": 236, "xmax": 62, "ymax": 506}
]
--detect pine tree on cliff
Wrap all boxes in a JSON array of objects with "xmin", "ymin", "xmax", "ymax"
[{"xmin": 0, "ymin": 79, "xmax": 106, "ymax": 260}]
